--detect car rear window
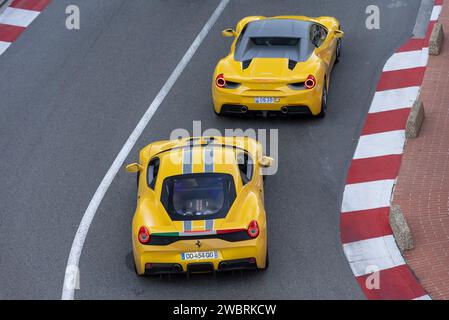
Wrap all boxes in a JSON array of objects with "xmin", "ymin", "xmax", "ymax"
[{"xmin": 160, "ymin": 173, "xmax": 236, "ymax": 221}]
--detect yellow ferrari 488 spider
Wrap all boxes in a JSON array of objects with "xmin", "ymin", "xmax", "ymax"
[
  {"xmin": 126, "ymin": 136, "xmax": 273, "ymax": 275},
  {"xmin": 212, "ymin": 16, "xmax": 344, "ymax": 117}
]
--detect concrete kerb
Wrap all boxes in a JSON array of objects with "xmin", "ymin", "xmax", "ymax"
[
  {"xmin": 429, "ymin": 22, "xmax": 445, "ymax": 55},
  {"xmin": 390, "ymin": 205, "xmax": 414, "ymax": 252},
  {"xmin": 406, "ymin": 98, "xmax": 425, "ymax": 138}
]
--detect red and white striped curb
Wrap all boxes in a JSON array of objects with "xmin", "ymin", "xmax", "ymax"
[
  {"xmin": 0, "ymin": 0, "xmax": 51, "ymax": 55},
  {"xmin": 340, "ymin": 0, "xmax": 443, "ymax": 300}
]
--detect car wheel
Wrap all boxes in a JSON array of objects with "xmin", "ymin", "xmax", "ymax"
[
  {"xmin": 317, "ymin": 83, "xmax": 328, "ymax": 118},
  {"xmin": 335, "ymin": 38, "xmax": 342, "ymax": 64}
]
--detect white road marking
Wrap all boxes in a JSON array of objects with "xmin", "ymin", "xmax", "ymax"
[
  {"xmin": 61, "ymin": 0, "xmax": 230, "ymax": 300},
  {"xmin": 0, "ymin": 7, "xmax": 40, "ymax": 27},
  {"xmin": 0, "ymin": 40, "xmax": 11, "ymax": 55},
  {"xmin": 430, "ymin": 5, "xmax": 442, "ymax": 21},
  {"xmin": 343, "ymin": 235, "xmax": 405, "ymax": 277},
  {"xmin": 354, "ymin": 130, "xmax": 405, "ymax": 160},
  {"xmin": 369, "ymin": 86, "xmax": 420, "ymax": 113},
  {"xmin": 341, "ymin": 179, "xmax": 395, "ymax": 213},
  {"xmin": 383, "ymin": 48, "xmax": 428, "ymax": 72},
  {"xmin": 414, "ymin": 295, "xmax": 432, "ymax": 300}
]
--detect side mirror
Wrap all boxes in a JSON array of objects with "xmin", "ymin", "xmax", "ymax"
[
  {"xmin": 333, "ymin": 30, "xmax": 344, "ymax": 38},
  {"xmin": 258, "ymin": 156, "xmax": 274, "ymax": 168},
  {"xmin": 222, "ymin": 28, "xmax": 236, "ymax": 37},
  {"xmin": 125, "ymin": 163, "xmax": 142, "ymax": 173}
]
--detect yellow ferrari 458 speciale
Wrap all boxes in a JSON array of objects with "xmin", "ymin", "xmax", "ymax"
[
  {"xmin": 212, "ymin": 15, "xmax": 344, "ymax": 117},
  {"xmin": 126, "ymin": 136, "xmax": 273, "ymax": 275}
]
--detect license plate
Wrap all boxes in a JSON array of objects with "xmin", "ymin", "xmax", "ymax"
[
  {"xmin": 254, "ymin": 96, "xmax": 275, "ymax": 104},
  {"xmin": 181, "ymin": 251, "xmax": 218, "ymax": 261}
]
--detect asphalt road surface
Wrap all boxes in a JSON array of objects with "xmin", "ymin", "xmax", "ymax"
[{"xmin": 0, "ymin": 0, "xmax": 422, "ymax": 299}]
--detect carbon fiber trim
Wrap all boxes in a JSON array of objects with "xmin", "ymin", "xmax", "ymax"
[{"xmin": 147, "ymin": 231, "xmax": 251, "ymax": 246}]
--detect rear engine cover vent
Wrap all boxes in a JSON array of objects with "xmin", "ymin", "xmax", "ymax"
[
  {"xmin": 288, "ymin": 59, "xmax": 297, "ymax": 70},
  {"xmin": 242, "ymin": 59, "xmax": 252, "ymax": 70}
]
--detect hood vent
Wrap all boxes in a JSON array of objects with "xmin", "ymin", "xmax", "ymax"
[
  {"xmin": 288, "ymin": 59, "xmax": 297, "ymax": 70},
  {"xmin": 242, "ymin": 59, "xmax": 252, "ymax": 70}
]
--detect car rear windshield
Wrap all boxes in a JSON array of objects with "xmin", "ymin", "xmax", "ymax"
[
  {"xmin": 251, "ymin": 37, "xmax": 299, "ymax": 46},
  {"xmin": 160, "ymin": 173, "xmax": 236, "ymax": 221}
]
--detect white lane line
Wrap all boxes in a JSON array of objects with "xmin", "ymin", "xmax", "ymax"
[
  {"xmin": 61, "ymin": 0, "xmax": 230, "ymax": 300},
  {"xmin": 354, "ymin": 130, "xmax": 405, "ymax": 160},
  {"xmin": 369, "ymin": 86, "xmax": 420, "ymax": 114},
  {"xmin": 0, "ymin": 40, "xmax": 11, "ymax": 55},
  {"xmin": 430, "ymin": 5, "xmax": 442, "ymax": 21},
  {"xmin": 341, "ymin": 179, "xmax": 395, "ymax": 213},
  {"xmin": 0, "ymin": 7, "xmax": 40, "ymax": 27},
  {"xmin": 414, "ymin": 295, "xmax": 432, "ymax": 300},
  {"xmin": 383, "ymin": 48, "xmax": 428, "ymax": 72},
  {"xmin": 343, "ymin": 235, "xmax": 405, "ymax": 277}
]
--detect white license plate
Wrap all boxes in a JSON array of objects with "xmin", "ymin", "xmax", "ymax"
[
  {"xmin": 181, "ymin": 251, "xmax": 218, "ymax": 261},
  {"xmin": 254, "ymin": 96, "xmax": 275, "ymax": 104}
]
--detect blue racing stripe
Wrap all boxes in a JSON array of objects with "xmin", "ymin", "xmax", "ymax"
[
  {"xmin": 183, "ymin": 220, "xmax": 192, "ymax": 232},
  {"xmin": 204, "ymin": 146, "xmax": 214, "ymax": 173},
  {"xmin": 183, "ymin": 148, "xmax": 193, "ymax": 174},
  {"xmin": 205, "ymin": 219, "xmax": 214, "ymax": 231}
]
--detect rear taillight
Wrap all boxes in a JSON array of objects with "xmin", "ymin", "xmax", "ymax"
[
  {"xmin": 304, "ymin": 75, "xmax": 316, "ymax": 89},
  {"xmin": 247, "ymin": 220, "xmax": 260, "ymax": 238},
  {"xmin": 215, "ymin": 73, "xmax": 226, "ymax": 88},
  {"xmin": 138, "ymin": 226, "xmax": 150, "ymax": 244}
]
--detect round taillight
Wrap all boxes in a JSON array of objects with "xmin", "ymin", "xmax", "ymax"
[
  {"xmin": 304, "ymin": 75, "xmax": 316, "ymax": 89},
  {"xmin": 247, "ymin": 220, "xmax": 260, "ymax": 238},
  {"xmin": 138, "ymin": 226, "xmax": 150, "ymax": 244},
  {"xmin": 215, "ymin": 73, "xmax": 226, "ymax": 88}
]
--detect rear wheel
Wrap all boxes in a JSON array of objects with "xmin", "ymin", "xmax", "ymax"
[
  {"xmin": 317, "ymin": 83, "xmax": 328, "ymax": 118},
  {"xmin": 335, "ymin": 38, "xmax": 342, "ymax": 64}
]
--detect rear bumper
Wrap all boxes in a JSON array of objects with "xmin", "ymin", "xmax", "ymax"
[
  {"xmin": 133, "ymin": 237, "xmax": 267, "ymax": 275},
  {"xmin": 220, "ymin": 104, "xmax": 312, "ymax": 116},
  {"xmin": 212, "ymin": 84, "xmax": 323, "ymax": 116},
  {"xmin": 143, "ymin": 258, "xmax": 258, "ymax": 275}
]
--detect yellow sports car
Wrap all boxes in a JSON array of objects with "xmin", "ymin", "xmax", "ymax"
[
  {"xmin": 212, "ymin": 16, "xmax": 344, "ymax": 117},
  {"xmin": 126, "ymin": 136, "xmax": 273, "ymax": 275}
]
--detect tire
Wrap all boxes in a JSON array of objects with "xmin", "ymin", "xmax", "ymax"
[
  {"xmin": 316, "ymin": 83, "xmax": 328, "ymax": 118},
  {"xmin": 335, "ymin": 38, "xmax": 342, "ymax": 64},
  {"xmin": 214, "ymin": 107, "xmax": 223, "ymax": 117}
]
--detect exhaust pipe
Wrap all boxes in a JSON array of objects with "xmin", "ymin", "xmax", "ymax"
[
  {"xmin": 241, "ymin": 106, "xmax": 248, "ymax": 113},
  {"xmin": 174, "ymin": 264, "xmax": 182, "ymax": 272},
  {"xmin": 281, "ymin": 106, "xmax": 288, "ymax": 114}
]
